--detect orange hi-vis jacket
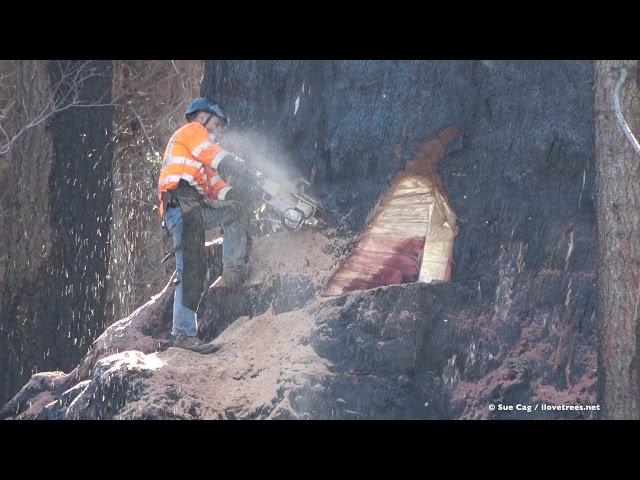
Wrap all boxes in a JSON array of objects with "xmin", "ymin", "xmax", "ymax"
[{"xmin": 158, "ymin": 122, "xmax": 231, "ymax": 217}]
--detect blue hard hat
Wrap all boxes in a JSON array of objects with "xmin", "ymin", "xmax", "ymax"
[{"xmin": 185, "ymin": 97, "xmax": 229, "ymax": 124}]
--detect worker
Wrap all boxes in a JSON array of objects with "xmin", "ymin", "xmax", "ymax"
[{"xmin": 158, "ymin": 97, "xmax": 254, "ymax": 354}]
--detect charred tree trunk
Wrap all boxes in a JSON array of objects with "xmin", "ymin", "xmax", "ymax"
[
  {"xmin": 0, "ymin": 60, "xmax": 114, "ymax": 405},
  {"xmin": 595, "ymin": 59, "xmax": 640, "ymax": 419}
]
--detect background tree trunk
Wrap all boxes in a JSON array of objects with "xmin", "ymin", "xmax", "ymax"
[
  {"xmin": 595, "ymin": 59, "xmax": 640, "ymax": 419},
  {"xmin": 0, "ymin": 60, "xmax": 114, "ymax": 405},
  {"xmin": 106, "ymin": 60, "xmax": 203, "ymax": 322},
  {"xmin": 0, "ymin": 60, "xmax": 55, "ymax": 405}
]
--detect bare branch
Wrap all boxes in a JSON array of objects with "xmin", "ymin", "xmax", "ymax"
[
  {"xmin": 0, "ymin": 119, "xmax": 11, "ymax": 144},
  {"xmin": 0, "ymin": 61, "xmax": 114, "ymax": 157},
  {"xmin": 613, "ymin": 67, "xmax": 640, "ymax": 157},
  {"xmin": 171, "ymin": 60, "xmax": 190, "ymax": 101},
  {"xmin": 126, "ymin": 104, "xmax": 161, "ymax": 155}
]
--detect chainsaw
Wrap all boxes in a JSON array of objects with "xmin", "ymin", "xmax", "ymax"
[
  {"xmin": 257, "ymin": 176, "xmax": 328, "ymax": 231},
  {"xmin": 228, "ymin": 154, "xmax": 329, "ymax": 232}
]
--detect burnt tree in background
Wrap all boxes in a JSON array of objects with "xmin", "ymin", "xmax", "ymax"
[{"xmin": 0, "ymin": 60, "xmax": 114, "ymax": 405}]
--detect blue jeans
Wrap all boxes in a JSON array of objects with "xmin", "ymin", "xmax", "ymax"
[{"xmin": 163, "ymin": 203, "xmax": 249, "ymax": 336}]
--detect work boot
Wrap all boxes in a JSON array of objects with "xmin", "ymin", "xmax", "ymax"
[
  {"xmin": 172, "ymin": 334, "xmax": 221, "ymax": 354},
  {"xmin": 221, "ymin": 264, "xmax": 250, "ymax": 288}
]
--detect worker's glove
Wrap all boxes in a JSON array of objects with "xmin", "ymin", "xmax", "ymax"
[
  {"xmin": 218, "ymin": 154, "xmax": 261, "ymax": 185},
  {"xmin": 222, "ymin": 187, "xmax": 244, "ymax": 203}
]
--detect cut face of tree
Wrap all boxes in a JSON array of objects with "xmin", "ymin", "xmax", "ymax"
[
  {"xmin": 323, "ymin": 129, "xmax": 459, "ymax": 296},
  {"xmin": 418, "ymin": 178, "xmax": 457, "ymax": 283}
]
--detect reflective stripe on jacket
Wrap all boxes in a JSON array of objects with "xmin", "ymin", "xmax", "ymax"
[{"xmin": 157, "ymin": 122, "xmax": 230, "ymax": 216}]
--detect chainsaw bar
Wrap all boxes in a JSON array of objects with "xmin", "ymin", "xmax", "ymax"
[{"xmin": 292, "ymin": 192, "xmax": 328, "ymax": 213}]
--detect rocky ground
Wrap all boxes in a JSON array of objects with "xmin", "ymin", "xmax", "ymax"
[{"xmin": 1, "ymin": 224, "xmax": 597, "ymax": 420}]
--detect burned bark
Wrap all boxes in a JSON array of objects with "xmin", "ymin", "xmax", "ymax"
[{"xmin": 0, "ymin": 60, "xmax": 114, "ymax": 405}]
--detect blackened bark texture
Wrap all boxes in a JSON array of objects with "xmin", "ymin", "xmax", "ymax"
[
  {"xmin": 203, "ymin": 61, "xmax": 596, "ymax": 281},
  {"xmin": 0, "ymin": 60, "xmax": 114, "ymax": 405},
  {"xmin": 46, "ymin": 60, "xmax": 114, "ymax": 378},
  {"xmin": 200, "ymin": 61, "xmax": 598, "ymax": 417},
  {"xmin": 594, "ymin": 60, "xmax": 640, "ymax": 419}
]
